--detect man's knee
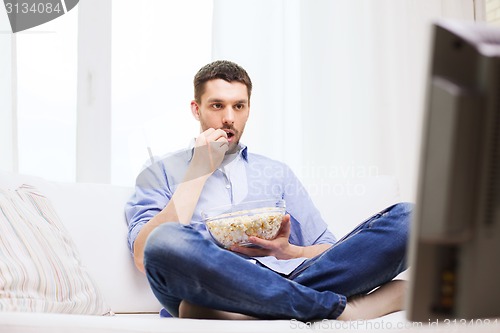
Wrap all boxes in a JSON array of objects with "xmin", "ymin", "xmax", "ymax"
[
  {"xmin": 392, "ymin": 202, "xmax": 414, "ymax": 216},
  {"xmin": 388, "ymin": 202, "xmax": 413, "ymax": 225},
  {"xmin": 386, "ymin": 202, "xmax": 413, "ymax": 249},
  {"xmin": 143, "ymin": 223, "xmax": 190, "ymax": 268}
]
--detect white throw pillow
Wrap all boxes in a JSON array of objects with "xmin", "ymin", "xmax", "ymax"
[{"xmin": 0, "ymin": 185, "xmax": 112, "ymax": 315}]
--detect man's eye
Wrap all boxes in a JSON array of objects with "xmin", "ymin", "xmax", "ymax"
[
  {"xmin": 212, "ymin": 104, "xmax": 222, "ymax": 109},
  {"xmin": 235, "ymin": 104, "xmax": 244, "ymax": 110}
]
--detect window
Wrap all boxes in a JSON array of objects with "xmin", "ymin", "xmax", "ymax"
[
  {"xmin": 0, "ymin": 10, "xmax": 14, "ymax": 172},
  {"xmin": 111, "ymin": 0, "xmax": 213, "ymax": 185},
  {"xmin": 16, "ymin": 8, "xmax": 78, "ymax": 182}
]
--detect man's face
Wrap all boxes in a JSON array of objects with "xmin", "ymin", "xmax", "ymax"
[{"xmin": 191, "ymin": 79, "xmax": 250, "ymax": 154}]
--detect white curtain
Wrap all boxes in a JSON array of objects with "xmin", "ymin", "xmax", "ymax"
[
  {"xmin": 212, "ymin": 0, "xmax": 303, "ymax": 174},
  {"xmin": 212, "ymin": 0, "xmax": 475, "ymax": 201}
]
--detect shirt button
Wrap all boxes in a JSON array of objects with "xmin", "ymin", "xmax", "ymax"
[{"xmin": 225, "ymin": 184, "xmax": 231, "ymax": 189}]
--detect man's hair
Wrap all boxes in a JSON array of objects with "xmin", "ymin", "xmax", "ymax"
[{"xmin": 193, "ymin": 60, "xmax": 252, "ymax": 103}]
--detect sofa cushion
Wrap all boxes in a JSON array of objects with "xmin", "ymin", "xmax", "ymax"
[
  {"xmin": 43, "ymin": 181, "xmax": 162, "ymax": 313},
  {"xmin": 305, "ymin": 175, "xmax": 401, "ymax": 239},
  {"xmin": 0, "ymin": 184, "xmax": 111, "ymax": 315},
  {"xmin": 0, "ymin": 172, "xmax": 162, "ymax": 313}
]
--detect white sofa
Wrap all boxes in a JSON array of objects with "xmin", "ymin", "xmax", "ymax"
[{"xmin": 0, "ymin": 171, "xmax": 419, "ymax": 332}]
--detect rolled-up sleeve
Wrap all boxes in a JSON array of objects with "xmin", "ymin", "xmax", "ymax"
[{"xmin": 125, "ymin": 162, "xmax": 172, "ymax": 254}]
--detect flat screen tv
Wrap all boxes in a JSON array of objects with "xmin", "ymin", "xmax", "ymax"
[{"xmin": 407, "ymin": 19, "xmax": 500, "ymax": 321}]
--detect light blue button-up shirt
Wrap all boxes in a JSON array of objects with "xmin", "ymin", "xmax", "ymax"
[{"xmin": 125, "ymin": 143, "xmax": 336, "ymax": 274}]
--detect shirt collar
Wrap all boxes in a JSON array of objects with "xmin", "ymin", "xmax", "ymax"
[{"xmin": 187, "ymin": 139, "xmax": 248, "ymax": 162}]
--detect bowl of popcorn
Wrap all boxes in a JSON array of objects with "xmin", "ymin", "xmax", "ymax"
[{"xmin": 202, "ymin": 199, "xmax": 286, "ymax": 248}]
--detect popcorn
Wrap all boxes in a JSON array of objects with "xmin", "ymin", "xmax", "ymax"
[{"xmin": 205, "ymin": 209, "xmax": 283, "ymax": 248}]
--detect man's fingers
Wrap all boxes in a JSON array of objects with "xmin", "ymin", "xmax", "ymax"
[
  {"xmin": 230, "ymin": 244, "xmax": 268, "ymax": 257},
  {"xmin": 197, "ymin": 129, "xmax": 228, "ymax": 149},
  {"xmin": 195, "ymin": 128, "xmax": 212, "ymax": 147},
  {"xmin": 278, "ymin": 214, "xmax": 291, "ymax": 233},
  {"xmin": 196, "ymin": 128, "xmax": 226, "ymax": 146},
  {"xmin": 193, "ymin": 128, "xmax": 229, "ymax": 174},
  {"xmin": 215, "ymin": 137, "xmax": 229, "ymax": 152},
  {"xmin": 206, "ymin": 128, "xmax": 228, "ymax": 142},
  {"xmin": 203, "ymin": 128, "xmax": 216, "ymax": 137}
]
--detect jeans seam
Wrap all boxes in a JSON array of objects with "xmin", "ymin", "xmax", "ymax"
[
  {"xmin": 288, "ymin": 226, "xmax": 366, "ymax": 281},
  {"xmin": 330, "ymin": 295, "xmax": 347, "ymax": 319}
]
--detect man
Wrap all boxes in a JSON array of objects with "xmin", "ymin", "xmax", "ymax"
[{"xmin": 125, "ymin": 60, "xmax": 411, "ymax": 321}]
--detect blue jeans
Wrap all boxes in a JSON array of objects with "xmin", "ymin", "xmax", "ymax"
[{"xmin": 143, "ymin": 202, "xmax": 412, "ymax": 321}]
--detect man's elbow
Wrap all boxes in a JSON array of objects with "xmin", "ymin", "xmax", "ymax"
[
  {"xmin": 134, "ymin": 253, "xmax": 146, "ymax": 274},
  {"xmin": 133, "ymin": 239, "xmax": 146, "ymax": 274}
]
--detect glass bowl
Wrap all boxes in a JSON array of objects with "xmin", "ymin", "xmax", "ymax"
[{"xmin": 201, "ymin": 199, "xmax": 286, "ymax": 248}]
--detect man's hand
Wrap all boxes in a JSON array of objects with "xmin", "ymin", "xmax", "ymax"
[
  {"xmin": 191, "ymin": 128, "xmax": 229, "ymax": 178},
  {"xmin": 230, "ymin": 214, "xmax": 333, "ymax": 260},
  {"xmin": 230, "ymin": 214, "xmax": 303, "ymax": 260}
]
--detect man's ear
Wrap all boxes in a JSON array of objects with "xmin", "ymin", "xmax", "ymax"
[{"xmin": 190, "ymin": 101, "xmax": 200, "ymax": 120}]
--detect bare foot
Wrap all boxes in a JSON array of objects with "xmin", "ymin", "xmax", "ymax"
[
  {"xmin": 179, "ymin": 300, "xmax": 256, "ymax": 320},
  {"xmin": 337, "ymin": 280, "xmax": 407, "ymax": 321}
]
